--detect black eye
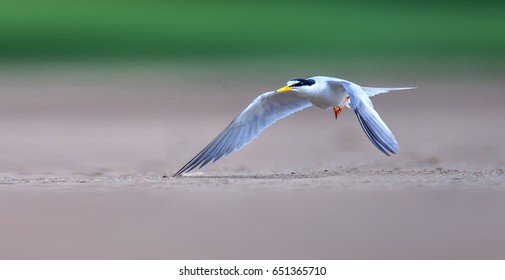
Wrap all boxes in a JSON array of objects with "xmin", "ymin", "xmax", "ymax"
[{"xmin": 302, "ymin": 79, "xmax": 315, "ymax": 86}]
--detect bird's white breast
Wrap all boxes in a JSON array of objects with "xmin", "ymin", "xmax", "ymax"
[{"xmin": 308, "ymin": 81, "xmax": 349, "ymax": 109}]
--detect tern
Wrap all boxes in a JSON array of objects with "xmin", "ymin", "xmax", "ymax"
[{"xmin": 174, "ymin": 76, "xmax": 414, "ymax": 177}]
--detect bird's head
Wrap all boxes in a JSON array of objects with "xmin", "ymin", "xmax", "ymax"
[{"xmin": 275, "ymin": 78, "xmax": 316, "ymax": 93}]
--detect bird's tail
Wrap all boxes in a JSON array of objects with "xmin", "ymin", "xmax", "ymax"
[{"xmin": 362, "ymin": 87, "xmax": 416, "ymax": 97}]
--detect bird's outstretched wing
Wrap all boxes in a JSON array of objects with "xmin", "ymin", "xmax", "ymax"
[
  {"xmin": 329, "ymin": 80, "xmax": 399, "ymax": 156},
  {"xmin": 173, "ymin": 91, "xmax": 312, "ymax": 176}
]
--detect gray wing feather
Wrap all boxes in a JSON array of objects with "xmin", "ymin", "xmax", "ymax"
[
  {"xmin": 353, "ymin": 101, "xmax": 398, "ymax": 155},
  {"xmin": 334, "ymin": 80, "xmax": 399, "ymax": 156},
  {"xmin": 174, "ymin": 91, "xmax": 312, "ymax": 176}
]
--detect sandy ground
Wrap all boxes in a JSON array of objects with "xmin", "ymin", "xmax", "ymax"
[{"xmin": 0, "ymin": 71, "xmax": 504, "ymax": 259}]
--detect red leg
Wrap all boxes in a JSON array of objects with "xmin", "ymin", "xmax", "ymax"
[{"xmin": 333, "ymin": 97, "xmax": 350, "ymax": 119}]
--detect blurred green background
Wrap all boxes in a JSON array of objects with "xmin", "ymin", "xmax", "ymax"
[{"xmin": 1, "ymin": 0, "xmax": 504, "ymax": 75}]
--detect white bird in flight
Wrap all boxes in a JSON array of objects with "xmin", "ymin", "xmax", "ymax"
[{"xmin": 174, "ymin": 76, "xmax": 414, "ymax": 177}]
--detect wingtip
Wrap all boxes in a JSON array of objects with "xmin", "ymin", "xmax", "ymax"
[
  {"xmin": 172, "ymin": 168, "xmax": 185, "ymax": 177},
  {"xmin": 389, "ymin": 146, "xmax": 399, "ymax": 156}
]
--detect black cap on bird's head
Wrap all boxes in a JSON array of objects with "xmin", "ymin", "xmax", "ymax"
[{"xmin": 276, "ymin": 78, "xmax": 316, "ymax": 93}]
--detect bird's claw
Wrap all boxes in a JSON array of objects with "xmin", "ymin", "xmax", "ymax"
[{"xmin": 333, "ymin": 106, "xmax": 343, "ymax": 119}]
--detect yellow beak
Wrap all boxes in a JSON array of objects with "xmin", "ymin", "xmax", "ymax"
[{"xmin": 275, "ymin": 86, "xmax": 293, "ymax": 93}]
